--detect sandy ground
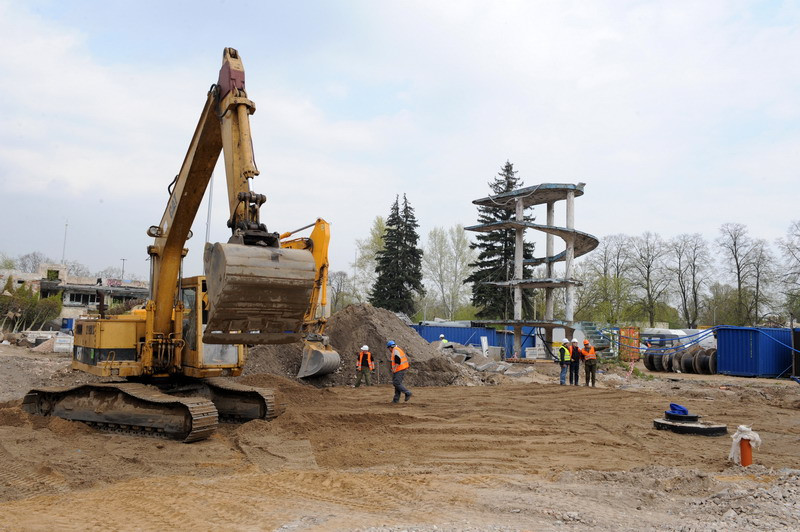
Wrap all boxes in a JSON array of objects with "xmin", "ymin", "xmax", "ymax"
[{"xmin": 0, "ymin": 342, "xmax": 799, "ymax": 531}]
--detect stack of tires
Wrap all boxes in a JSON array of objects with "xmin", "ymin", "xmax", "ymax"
[{"xmin": 642, "ymin": 344, "xmax": 717, "ymax": 375}]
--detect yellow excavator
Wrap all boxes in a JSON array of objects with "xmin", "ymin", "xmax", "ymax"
[{"xmin": 22, "ymin": 48, "xmax": 340, "ymax": 442}]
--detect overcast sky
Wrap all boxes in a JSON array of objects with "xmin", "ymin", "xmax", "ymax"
[{"xmin": 1, "ymin": 0, "xmax": 798, "ymax": 280}]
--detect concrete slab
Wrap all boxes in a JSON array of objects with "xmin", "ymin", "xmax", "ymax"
[
  {"xmin": 449, "ymin": 353, "xmax": 467, "ymax": 363},
  {"xmin": 476, "ymin": 362, "xmax": 498, "ymax": 372}
]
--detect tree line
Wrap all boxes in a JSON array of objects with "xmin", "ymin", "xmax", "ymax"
[
  {"xmin": 0, "ymin": 251, "xmax": 141, "ymax": 281},
  {"xmin": 572, "ymin": 222, "xmax": 800, "ymax": 328},
  {"xmin": 331, "ymin": 162, "xmax": 800, "ymax": 329}
]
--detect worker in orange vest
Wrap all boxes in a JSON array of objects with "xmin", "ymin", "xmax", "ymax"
[
  {"xmin": 581, "ymin": 339, "xmax": 597, "ymax": 387},
  {"xmin": 387, "ymin": 340, "xmax": 412, "ymax": 403},
  {"xmin": 354, "ymin": 345, "xmax": 374, "ymax": 388}
]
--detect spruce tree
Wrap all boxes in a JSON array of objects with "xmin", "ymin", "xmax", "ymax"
[
  {"xmin": 464, "ymin": 161, "xmax": 535, "ymax": 319},
  {"xmin": 369, "ymin": 194, "xmax": 424, "ymax": 315}
]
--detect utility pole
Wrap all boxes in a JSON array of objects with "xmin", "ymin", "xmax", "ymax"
[
  {"xmin": 120, "ymin": 258, "xmax": 127, "ymax": 281},
  {"xmin": 61, "ymin": 221, "xmax": 68, "ymax": 264}
]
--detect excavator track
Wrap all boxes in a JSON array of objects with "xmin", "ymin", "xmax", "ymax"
[
  {"xmin": 22, "ymin": 383, "xmax": 218, "ymax": 443},
  {"xmin": 161, "ymin": 378, "xmax": 283, "ymax": 423}
]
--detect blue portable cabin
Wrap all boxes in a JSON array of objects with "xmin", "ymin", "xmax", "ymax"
[
  {"xmin": 410, "ymin": 324, "xmax": 536, "ymax": 356},
  {"xmin": 410, "ymin": 324, "xmax": 500, "ymax": 347},
  {"xmin": 716, "ymin": 327, "xmax": 794, "ymax": 378}
]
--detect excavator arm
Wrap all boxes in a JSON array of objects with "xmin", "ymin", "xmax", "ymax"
[
  {"xmin": 147, "ymin": 48, "xmax": 316, "ymax": 355},
  {"xmin": 279, "ymin": 219, "xmax": 341, "ymax": 378}
]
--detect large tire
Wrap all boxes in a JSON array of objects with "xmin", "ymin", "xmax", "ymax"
[
  {"xmin": 663, "ymin": 350, "xmax": 674, "ymax": 372},
  {"xmin": 643, "ymin": 350, "xmax": 656, "ymax": 371},
  {"xmin": 681, "ymin": 352, "xmax": 696, "ymax": 374},
  {"xmin": 672, "ymin": 350, "xmax": 684, "ymax": 372},
  {"xmin": 692, "ymin": 348, "xmax": 706, "ymax": 374},
  {"xmin": 709, "ymin": 349, "xmax": 717, "ymax": 374},
  {"xmin": 699, "ymin": 353, "xmax": 711, "ymax": 374},
  {"xmin": 652, "ymin": 350, "xmax": 665, "ymax": 372}
]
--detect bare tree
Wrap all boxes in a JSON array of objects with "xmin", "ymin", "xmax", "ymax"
[
  {"xmin": 16, "ymin": 252, "xmax": 53, "ymax": 273},
  {"xmin": 669, "ymin": 233, "xmax": 709, "ymax": 328},
  {"xmin": 95, "ymin": 266, "xmax": 123, "ymax": 279},
  {"xmin": 716, "ymin": 223, "xmax": 754, "ymax": 325},
  {"xmin": 778, "ymin": 220, "xmax": 800, "ymax": 318},
  {"xmin": 327, "ymin": 270, "xmax": 350, "ymax": 313},
  {"xmin": 65, "ymin": 260, "xmax": 92, "ymax": 277},
  {"xmin": 748, "ymin": 239, "xmax": 775, "ymax": 324},
  {"xmin": 422, "ymin": 225, "xmax": 476, "ymax": 320},
  {"xmin": 584, "ymin": 234, "xmax": 634, "ymax": 324},
  {"xmin": 0, "ymin": 252, "xmax": 16, "ymax": 270},
  {"xmin": 351, "ymin": 216, "xmax": 385, "ymax": 302},
  {"xmin": 629, "ymin": 232, "xmax": 670, "ymax": 327}
]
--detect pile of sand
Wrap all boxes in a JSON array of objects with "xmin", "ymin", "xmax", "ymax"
[
  {"xmin": 31, "ymin": 338, "xmax": 55, "ymax": 353},
  {"xmin": 244, "ymin": 303, "xmax": 477, "ymax": 387}
]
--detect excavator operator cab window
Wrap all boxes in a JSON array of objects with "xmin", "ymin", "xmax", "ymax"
[
  {"xmin": 181, "ymin": 287, "xmax": 198, "ymax": 352},
  {"xmin": 201, "ymin": 279, "xmax": 209, "ymax": 325}
]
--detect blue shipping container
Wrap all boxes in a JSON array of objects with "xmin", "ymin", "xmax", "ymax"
[
  {"xmin": 410, "ymin": 325, "xmax": 499, "ymax": 347},
  {"xmin": 716, "ymin": 327, "xmax": 793, "ymax": 377}
]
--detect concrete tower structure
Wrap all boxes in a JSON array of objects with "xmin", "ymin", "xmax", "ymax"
[{"xmin": 466, "ymin": 183, "xmax": 598, "ymax": 358}]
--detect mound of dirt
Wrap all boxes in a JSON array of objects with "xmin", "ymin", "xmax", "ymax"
[{"xmin": 243, "ymin": 303, "xmax": 478, "ymax": 387}]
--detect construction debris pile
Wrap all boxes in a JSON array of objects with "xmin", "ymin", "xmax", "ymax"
[{"xmin": 246, "ymin": 303, "xmax": 479, "ymax": 386}]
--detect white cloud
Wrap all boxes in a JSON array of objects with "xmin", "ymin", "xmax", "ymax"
[{"xmin": 1, "ymin": 0, "xmax": 798, "ymax": 279}]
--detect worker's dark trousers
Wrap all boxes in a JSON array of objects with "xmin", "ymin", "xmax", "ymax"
[
  {"xmin": 354, "ymin": 368, "xmax": 372, "ymax": 387},
  {"xmin": 569, "ymin": 361, "xmax": 580, "ymax": 385},
  {"xmin": 392, "ymin": 369, "xmax": 411, "ymax": 402},
  {"xmin": 584, "ymin": 359, "xmax": 597, "ymax": 387}
]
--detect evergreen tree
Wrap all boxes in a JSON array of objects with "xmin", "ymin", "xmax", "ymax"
[
  {"xmin": 464, "ymin": 161, "xmax": 535, "ymax": 319},
  {"xmin": 370, "ymin": 194, "xmax": 424, "ymax": 315}
]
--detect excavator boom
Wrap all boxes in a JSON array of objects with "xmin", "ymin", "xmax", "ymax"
[{"xmin": 147, "ymin": 47, "xmax": 316, "ymax": 346}]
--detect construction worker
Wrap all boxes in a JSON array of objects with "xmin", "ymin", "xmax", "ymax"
[
  {"xmin": 558, "ymin": 338, "xmax": 571, "ymax": 385},
  {"xmin": 439, "ymin": 333, "xmax": 448, "ymax": 344},
  {"xmin": 354, "ymin": 345, "xmax": 374, "ymax": 387},
  {"xmin": 386, "ymin": 340, "xmax": 412, "ymax": 403},
  {"xmin": 569, "ymin": 339, "xmax": 581, "ymax": 386},
  {"xmin": 581, "ymin": 339, "xmax": 597, "ymax": 387}
]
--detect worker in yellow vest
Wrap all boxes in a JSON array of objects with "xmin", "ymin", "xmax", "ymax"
[
  {"xmin": 387, "ymin": 340, "xmax": 412, "ymax": 403},
  {"xmin": 581, "ymin": 339, "xmax": 597, "ymax": 387},
  {"xmin": 354, "ymin": 345, "xmax": 374, "ymax": 388},
  {"xmin": 558, "ymin": 338, "xmax": 571, "ymax": 385}
]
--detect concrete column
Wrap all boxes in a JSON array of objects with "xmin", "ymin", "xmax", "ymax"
[
  {"xmin": 544, "ymin": 201, "xmax": 554, "ymax": 320},
  {"xmin": 513, "ymin": 197, "xmax": 524, "ymax": 357},
  {"xmin": 565, "ymin": 190, "xmax": 575, "ymax": 325},
  {"xmin": 544, "ymin": 201, "xmax": 555, "ymax": 351}
]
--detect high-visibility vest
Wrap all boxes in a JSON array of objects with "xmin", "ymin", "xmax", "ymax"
[
  {"xmin": 356, "ymin": 350, "xmax": 374, "ymax": 370},
  {"xmin": 391, "ymin": 346, "xmax": 409, "ymax": 373},
  {"xmin": 441, "ymin": 338, "xmax": 448, "ymax": 344},
  {"xmin": 559, "ymin": 345, "xmax": 571, "ymax": 362},
  {"xmin": 581, "ymin": 345, "xmax": 596, "ymax": 360}
]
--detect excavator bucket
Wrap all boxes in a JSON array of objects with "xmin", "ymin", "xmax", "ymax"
[
  {"xmin": 203, "ymin": 242, "xmax": 316, "ymax": 344},
  {"xmin": 297, "ymin": 339, "xmax": 341, "ymax": 378}
]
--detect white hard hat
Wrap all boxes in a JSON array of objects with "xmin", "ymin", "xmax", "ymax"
[
  {"xmin": 571, "ymin": 338, "xmax": 579, "ymax": 343},
  {"xmin": 562, "ymin": 338, "xmax": 570, "ymax": 344},
  {"xmin": 439, "ymin": 334, "xmax": 445, "ymax": 338},
  {"xmin": 360, "ymin": 345, "xmax": 368, "ymax": 351}
]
